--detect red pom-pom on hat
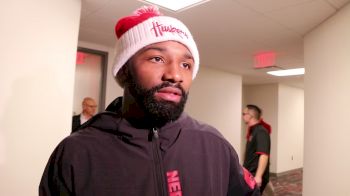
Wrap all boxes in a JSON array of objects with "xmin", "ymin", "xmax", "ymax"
[{"xmin": 115, "ymin": 6, "xmax": 161, "ymax": 38}]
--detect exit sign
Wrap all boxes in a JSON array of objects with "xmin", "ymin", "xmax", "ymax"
[{"xmin": 254, "ymin": 52, "xmax": 276, "ymax": 68}]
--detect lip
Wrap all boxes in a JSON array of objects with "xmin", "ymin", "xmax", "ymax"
[{"xmin": 155, "ymin": 87, "xmax": 182, "ymax": 103}]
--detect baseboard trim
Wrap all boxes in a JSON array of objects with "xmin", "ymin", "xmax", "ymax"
[{"xmin": 270, "ymin": 167, "xmax": 303, "ymax": 177}]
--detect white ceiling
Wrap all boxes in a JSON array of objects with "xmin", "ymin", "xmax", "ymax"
[{"xmin": 79, "ymin": 0, "xmax": 349, "ymax": 88}]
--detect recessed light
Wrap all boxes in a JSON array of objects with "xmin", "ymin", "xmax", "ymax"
[
  {"xmin": 140, "ymin": 0, "xmax": 210, "ymax": 12},
  {"xmin": 267, "ymin": 68, "xmax": 305, "ymax": 76}
]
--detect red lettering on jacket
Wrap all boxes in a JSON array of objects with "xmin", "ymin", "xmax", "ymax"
[
  {"xmin": 242, "ymin": 167, "xmax": 256, "ymax": 189},
  {"xmin": 167, "ymin": 170, "xmax": 182, "ymax": 196},
  {"xmin": 169, "ymin": 191, "xmax": 182, "ymax": 196}
]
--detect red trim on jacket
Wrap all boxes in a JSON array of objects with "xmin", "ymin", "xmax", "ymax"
[
  {"xmin": 255, "ymin": 152, "xmax": 269, "ymax": 156},
  {"xmin": 246, "ymin": 118, "xmax": 271, "ymax": 140},
  {"xmin": 260, "ymin": 119, "xmax": 271, "ymax": 134}
]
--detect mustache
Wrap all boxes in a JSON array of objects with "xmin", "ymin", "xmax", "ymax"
[{"xmin": 151, "ymin": 82, "xmax": 186, "ymax": 96}]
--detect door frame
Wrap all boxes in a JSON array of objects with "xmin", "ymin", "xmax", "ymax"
[{"xmin": 77, "ymin": 47, "xmax": 108, "ymax": 112}]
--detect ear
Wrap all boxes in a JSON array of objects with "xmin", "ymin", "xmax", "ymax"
[{"xmin": 115, "ymin": 62, "xmax": 130, "ymax": 88}]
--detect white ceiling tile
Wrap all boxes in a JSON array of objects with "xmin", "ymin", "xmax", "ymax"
[
  {"xmin": 79, "ymin": 27, "xmax": 115, "ymax": 47},
  {"xmin": 184, "ymin": 0, "xmax": 300, "ymax": 51},
  {"xmin": 325, "ymin": 0, "xmax": 350, "ymax": 9},
  {"xmin": 264, "ymin": 0, "xmax": 336, "ymax": 35},
  {"xmin": 86, "ymin": 0, "xmax": 145, "ymax": 20},
  {"xmin": 81, "ymin": 0, "xmax": 111, "ymax": 13},
  {"xmin": 80, "ymin": 15, "xmax": 115, "ymax": 34},
  {"xmin": 235, "ymin": 0, "xmax": 314, "ymax": 12}
]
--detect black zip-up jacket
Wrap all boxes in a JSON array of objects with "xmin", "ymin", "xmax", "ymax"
[{"xmin": 39, "ymin": 97, "xmax": 260, "ymax": 196}]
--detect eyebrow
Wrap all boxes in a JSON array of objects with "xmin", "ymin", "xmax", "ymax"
[
  {"xmin": 183, "ymin": 53, "xmax": 194, "ymax": 61},
  {"xmin": 141, "ymin": 46, "xmax": 194, "ymax": 61}
]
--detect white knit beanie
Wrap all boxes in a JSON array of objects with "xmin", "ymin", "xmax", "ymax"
[{"xmin": 112, "ymin": 6, "xmax": 200, "ymax": 79}]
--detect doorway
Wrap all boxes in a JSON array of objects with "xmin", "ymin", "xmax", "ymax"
[{"xmin": 72, "ymin": 47, "xmax": 108, "ymax": 115}]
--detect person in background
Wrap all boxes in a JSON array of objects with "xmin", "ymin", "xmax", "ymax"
[
  {"xmin": 40, "ymin": 6, "xmax": 260, "ymax": 195},
  {"xmin": 242, "ymin": 104, "xmax": 271, "ymax": 194},
  {"xmin": 71, "ymin": 97, "xmax": 97, "ymax": 132}
]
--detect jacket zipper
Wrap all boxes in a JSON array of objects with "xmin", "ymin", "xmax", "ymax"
[{"xmin": 152, "ymin": 128, "xmax": 167, "ymax": 196}]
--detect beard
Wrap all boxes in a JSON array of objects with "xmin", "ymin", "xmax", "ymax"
[{"xmin": 127, "ymin": 78, "xmax": 188, "ymax": 127}]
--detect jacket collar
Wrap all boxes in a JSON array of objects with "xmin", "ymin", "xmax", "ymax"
[{"xmin": 90, "ymin": 97, "xmax": 188, "ymax": 151}]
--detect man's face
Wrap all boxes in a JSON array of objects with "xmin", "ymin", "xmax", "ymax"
[
  {"xmin": 125, "ymin": 41, "xmax": 194, "ymax": 125},
  {"xmin": 242, "ymin": 108, "xmax": 253, "ymax": 124},
  {"xmin": 83, "ymin": 99, "xmax": 97, "ymax": 116}
]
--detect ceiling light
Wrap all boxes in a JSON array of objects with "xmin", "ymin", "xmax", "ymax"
[
  {"xmin": 267, "ymin": 68, "xmax": 305, "ymax": 76},
  {"xmin": 140, "ymin": 0, "xmax": 210, "ymax": 12}
]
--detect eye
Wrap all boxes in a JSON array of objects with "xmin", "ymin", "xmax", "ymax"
[
  {"xmin": 149, "ymin": 56, "xmax": 164, "ymax": 63},
  {"xmin": 181, "ymin": 62, "xmax": 192, "ymax": 70}
]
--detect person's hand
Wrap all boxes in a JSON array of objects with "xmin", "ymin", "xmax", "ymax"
[{"xmin": 254, "ymin": 176, "xmax": 262, "ymax": 187}]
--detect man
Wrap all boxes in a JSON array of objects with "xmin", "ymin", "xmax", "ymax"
[
  {"xmin": 242, "ymin": 104, "xmax": 271, "ymax": 194},
  {"xmin": 40, "ymin": 6, "xmax": 260, "ymax": 196},
  {"xmin": 71, "ymin": 97, "xmax": 97, "ymax": 132}
]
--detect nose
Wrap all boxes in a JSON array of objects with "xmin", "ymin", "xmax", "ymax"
[{"xmin": 162, "ymin": 62, "xmax": 183, "ymax": 83}]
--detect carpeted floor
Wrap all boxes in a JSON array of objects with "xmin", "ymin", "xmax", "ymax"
[{"xmin": 263, "ymin": 169, "xmax": 303, "ymax": 196}]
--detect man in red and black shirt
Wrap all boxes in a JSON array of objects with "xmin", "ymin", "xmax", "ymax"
[{"xmin": 243, "ymin": 104, "xmax": 271, "ymax": 193}]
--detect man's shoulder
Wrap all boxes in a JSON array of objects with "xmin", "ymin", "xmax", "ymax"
[
  {"xmin": 251, "ymin": 123, "xmax": 267, "ymax": 132},
  {"xmin": 183, "ymin": 115, "xmax": 218, "ymax": 133},
  {"xmin": 65, "ymin": 127, "xmax": 103, "ymax": 144},
  {"xmin": 74, "ymin": 111, "xmax": 120, "ymax": 130},
  {"xmin": 58, "ymin": 125, "xmax": 115, "ymax": 156},
  {"xmin": 182, "ymin": 114, "xmax": 230, "ymax": 144},
  {"xmin": 252, "ymin": 124, "xmax": 270, "ymax": 140}
]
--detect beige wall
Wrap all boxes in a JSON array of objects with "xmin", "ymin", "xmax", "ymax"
[
  {"xmin": 277, "ymin": 84, "xmax": 304, "ymax": 172},
  {"xmin": 186, "ymin": 67, "xmax": 243, "ymax": 159},
  {"xmin": 0, "ymin": 0, "xmax": 81, "ymax": 195},
  {"xmin": 303, "ymin": 3, "xmax": 350, "ymax": 196}
]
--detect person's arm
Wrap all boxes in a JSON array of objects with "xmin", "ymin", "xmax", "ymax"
[
  {"xmin": 254, "ymin": 154, "xmax": 269, "ymax": 187},
  {"xmin": 227, "ymin": 146, "xmax": 261, "ymax": 196},
  {"xmin": 254, "ymin": 127, "xmax": 271, "ymax": 187}
]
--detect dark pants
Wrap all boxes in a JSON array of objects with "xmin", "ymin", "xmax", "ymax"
[{"xmin": 260, "ymin": 179, "xmax": 269, "ymax": 194}]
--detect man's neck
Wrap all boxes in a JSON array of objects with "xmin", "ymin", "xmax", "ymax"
[
  {"xmin": 81, "ymin": 112, "xmax": 92, "ymax": 119},
  {"xmin": 248, "ymin": 119, "xmax": 260, "ymax": 127}
]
